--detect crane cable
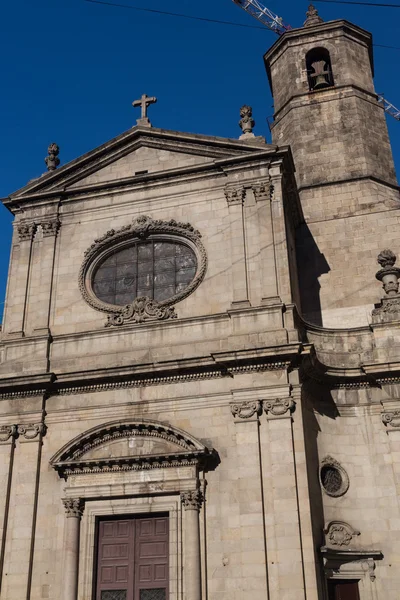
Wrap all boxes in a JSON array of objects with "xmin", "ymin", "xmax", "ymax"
[{"xmin": 83, "ymin": 0, "xmax": 400, "ymax": 49}]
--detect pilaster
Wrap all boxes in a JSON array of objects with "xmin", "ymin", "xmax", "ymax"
[
  {"xmin": 224, "ymin": 184, "xmax": 250, "ymax": 308},
  {"xmin": 2, "ymin": 221, "xmax": 36, "ymax": 337},
  {"xmin": 230, "ymin": 393, "xmax": 269, "ymax": 600},
  {"xmin": 26, "ymin": 217, "xmax": 60, "ymax": 335},
  {"xmin": 1, "ymin": 417, "xmax": 45, "ymax": 600}
]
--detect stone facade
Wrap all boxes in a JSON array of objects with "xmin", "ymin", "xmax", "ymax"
[{"xmin": 1, "ymin": 9, "xmax": 400, "ymax": 600}]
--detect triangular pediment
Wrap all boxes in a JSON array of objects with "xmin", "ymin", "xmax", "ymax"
[
  {"xmin": 50, "ymin": 419, "xmax": 213, "ymax": 479},
  {"xmin": 7, "ymin": 126, "xmax": 274, "ymax": 203}
]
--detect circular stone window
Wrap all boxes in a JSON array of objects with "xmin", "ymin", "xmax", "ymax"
[
  {"xmin": 320, "ymin": 457, "xmax": 349, "ymax": 497},
  {"xmin": 93, "ymin": 240, "xmax": 197, "ymax": 306},
  {"xmin": 79, "ymin": 215, "xmax": 207, "ymax": 326}
]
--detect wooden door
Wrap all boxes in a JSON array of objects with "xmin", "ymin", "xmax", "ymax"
[
  {"xmin": 96, "ymin": 516, "xmax": 169, "ymax": 600},
  {"xmin": 327, "ymin": 580, "xmax": 360, "ymax": 600}
]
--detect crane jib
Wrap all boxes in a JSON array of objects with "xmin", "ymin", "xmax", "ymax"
[{"xmin": 232, "ymin": 0, "xmax": 292, "ymax": 35}]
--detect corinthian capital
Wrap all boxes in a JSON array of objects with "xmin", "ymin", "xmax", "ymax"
[
  {"xmin": 62, "ymin": 498, "xmax": 85, "ymax": 518},
  {"xmin": 181, "ymin": 489, "xmax": 204, "ymax": 511},
  {"xmin": 224, "ymin": 185, "xmax": 245, "ymax": 205}
]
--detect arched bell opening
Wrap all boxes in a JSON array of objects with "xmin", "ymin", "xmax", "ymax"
[{"xmin": 306, "ymin": 47, "xmax": 334, "ymax": 91}]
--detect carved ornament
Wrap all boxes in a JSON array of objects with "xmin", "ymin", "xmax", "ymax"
[
  {"xmin": 105, "ymin": 297, "xmax": 177, "ymax": 327},
  {"xmin": 230, "ymin": 400, "xmax": 261, "ymax": 420},
  {"xmin": 239, "ymin": 105, "xmax": 255, "ymax": 136},
  {"xmin": 252, "ymin": 180, "xmax": 272, "ymax": 202},
  {"xmin": 264, "ymin": 398, "xmax": 295, "ymax": 418},
  {"xmin": 62, "ymin": 498, "xmax": 84, "ymax": 518},
  {"xmin": 324, "ymin": 521, "xmax": 360, "ymax": 547},
  {"xmin": 224, "ymin": 185, "xmax": 245, "ymax": 205},
  {"xmin": 304, "ymin": 3, "xmax": 323, "ymax": 27},
  {"xmin": 17, "ymin": 423, "xmax": 46, "ymax": 440},
  {"xmin": 0, "ymin": 424, "xmax": 18, "ymax": 443},
  {"xmin": 41, "ymin": 219, "xmax": 60, "ymax": 237},
  {"xmin": 79, "ymin": 215, "xmax": 207, "ymax": 326},
  {"xmin": 181, "ymin": 489, "xmax": 204, "ymax": 511},
  {"xmin": 45, "ymin": 143, "xmax": 60, "ymax": 172},
  {"xmin": 382, "ymin": 410, "xmax": 400, "ymax": 430},
  {"xmin": 17, "ymin": 222, "xmax": 36, "ymax": 242}
]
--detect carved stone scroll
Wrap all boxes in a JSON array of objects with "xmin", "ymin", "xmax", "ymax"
[
  {"xmin": 17, "ymin": 423, "xmax": 46, "ymax": 440},
  {"xmin": 0, "ymin": 424, "xmax": 18, "ymax": 443},
  {"xmin": 230, "ymin": 400, "xmax": 261, "ymax": 421},
  {"xmin": 264, "ymin": 398, "xmax": 295, "ymax": 418}
]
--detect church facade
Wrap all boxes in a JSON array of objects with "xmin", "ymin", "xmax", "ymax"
[{"xmin": 1, "ymin": 6, "xmax": 400, "ymax": 600}]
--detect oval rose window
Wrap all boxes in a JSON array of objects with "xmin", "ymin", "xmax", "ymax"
[{"xmin": 92, "ymin": 240, "xmax": 197, "ymax": 306}]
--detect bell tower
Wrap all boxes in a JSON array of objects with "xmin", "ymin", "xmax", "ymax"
[{"xmin": 264, "ymin": 5, "xmax": 400, "ymax": 327}]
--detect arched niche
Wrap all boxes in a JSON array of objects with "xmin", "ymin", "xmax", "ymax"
[{"xmin": 306, "ymin": 47, "xmax": 334, "ymax": 91}]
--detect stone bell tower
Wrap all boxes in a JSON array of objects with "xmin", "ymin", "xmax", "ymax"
[{"xmin": 264, "ymin": 5, "xmax": 400, "ymax": 327}]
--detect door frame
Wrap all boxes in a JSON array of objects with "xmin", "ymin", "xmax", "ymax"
[{"xmin": 79, "ymin": 497, "xmax": 182, "ymax": 600}]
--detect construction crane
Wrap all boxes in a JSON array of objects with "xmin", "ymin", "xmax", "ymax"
[
  {"xmin": 232, "ymin": 0, "xmax": 400, "ymax": 122},
  {"xmin": 232, "ymin": 0, "xmax": 291, "ymax": 35}
]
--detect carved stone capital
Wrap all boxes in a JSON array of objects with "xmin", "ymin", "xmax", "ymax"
[
  {"xmin": 17, "ymin": 423, "xmax": 46, "ymax": 440},
  {"xmin": 17, "ymin": 222, "xmax": 36, "ymax": 242},
  {"xmin": 41, "ymin": 219, "xmax": 60, "ymax": 237},
  {"xmin": 62, "ymin": 498, "xmax": 85, "ymax": 519},
  {"xmin": 252, "ymin": 180, "xmax": 272, "ymax": 202},
  {"xmin": 264, "ymin": 398, "xmax": 295, "ymax": 418},
  {"xmin": 224, "ymin": 185, "xmax": 245, "ymax": 205},
  {"xmin": 324, "ymin": 521, "xmax": 360, "ymax": 548},
  {"xmin": 382, "ymin": 410, "xmax": 400, "ymax": 431},
  {"xmin": 0, "ymin": 424, "xmax": 18, "ymax": 443},
  {"xmin": 181, "ymin": 489, "xmax": 204, "ymax": 511},
  {"xmin": 230, "ymin": 400, "xmax": 261, "ymax": 421}
]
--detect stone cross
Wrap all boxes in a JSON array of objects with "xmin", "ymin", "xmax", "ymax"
[{"xmin": 132, "ymin": 94, "xmax": 157, "ymax": 128}]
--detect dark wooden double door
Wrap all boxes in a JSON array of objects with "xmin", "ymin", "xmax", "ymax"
[
  {"xmin": 96, "ymin": 516, "xmax": 169, "ymax": 600},
  {"xmin": 327, "ymin": 580, "xmax": 360, "ymax": 600}
]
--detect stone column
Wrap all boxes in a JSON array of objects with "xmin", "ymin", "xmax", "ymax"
[
  {"xmin": 62, "ymin": 498, "xmax": 85, "ymax": 600},
  {"xmin": 181, "ymin": 489, "xmax": 203, "ymax": 600},
  {"xmin": 225, "ymin": 184, "xmax": 250, "ymax": 308}
]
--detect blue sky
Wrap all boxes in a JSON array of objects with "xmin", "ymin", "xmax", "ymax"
[{"xmin": 0, "ymin": 0, "xmax": 399, "ymax": 314}]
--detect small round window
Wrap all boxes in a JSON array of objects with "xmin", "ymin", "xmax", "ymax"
[
  {"xmin": 92, "ymin": 240, "xmax": 197, "ymax": 306},
  {"xmin": 320, "ymin": 457, "xmax": 349, "ymax": 498}
]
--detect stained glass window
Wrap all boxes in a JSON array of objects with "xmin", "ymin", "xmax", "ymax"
[
  {"xmin": 93, "ymin": 241, "xmax": 197, "ymax": 306},
  {"xmin": 140, "ymin": 589, "xmax": 166, "ymax": 600}
]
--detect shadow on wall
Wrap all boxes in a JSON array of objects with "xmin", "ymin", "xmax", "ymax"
[{"xmin": 296, "ymin": 222, "xmax": 330, "ymax": 327}]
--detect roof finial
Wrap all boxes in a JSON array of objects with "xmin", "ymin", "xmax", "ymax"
[
  {"xmin": 304, "ymin": 3, "xmax": 323, "ymax": 27},
  {"xmin": 239, "ymin": 105, "xmax": 255, "ymax": 140},
  {"xmin": 45, "ymin": 143, "xmax": 60, "ymax": 172}
]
